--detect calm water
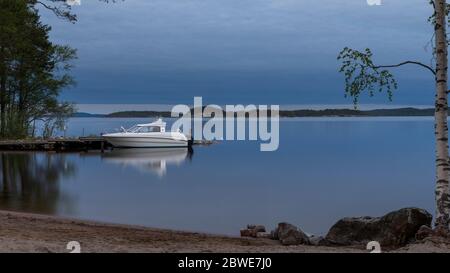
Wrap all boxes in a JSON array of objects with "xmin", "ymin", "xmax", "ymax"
[{"xmin": 0, "ymin": 117, "xmax": 436, "ymax": 236}]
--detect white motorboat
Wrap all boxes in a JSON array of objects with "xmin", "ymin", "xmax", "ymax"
[{"xmin": 102, "ymin": 118, "xmax": 189, "ymax": 148}]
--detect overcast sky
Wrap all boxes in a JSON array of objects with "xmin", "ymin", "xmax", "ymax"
[{"xmin": 41, "ymin": 0, "xmax": 436, "ymax": 107}]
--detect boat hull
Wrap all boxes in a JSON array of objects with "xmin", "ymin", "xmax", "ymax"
[{"xmin": 103, "ymin": 133, "xmax": 189, "ymax": 148}]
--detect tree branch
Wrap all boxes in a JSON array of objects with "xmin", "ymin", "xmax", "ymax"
[
  {"xmin": 373, "ymin": 61, "xmax": 436, "ymax": 75},
  {"xmin": 34, "ymin": 0, "xmax": 120, "ymax": 22},
  {"xmin": 35, "ymin": 0, "xmax": 77, "ymax": 22}
]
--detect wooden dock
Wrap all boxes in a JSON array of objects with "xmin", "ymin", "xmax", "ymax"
[
  {"xmin": 0, "ymin": 137, "xmax": 211, "ymax": 152},
  {"xmin": 0, "ymin": 137, "xmax": 111, "ymax": 152}
]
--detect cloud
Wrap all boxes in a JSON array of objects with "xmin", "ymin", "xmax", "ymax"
[{"xmin": 40, "ymin": 0, "xmax": 435, "ymax": 105}]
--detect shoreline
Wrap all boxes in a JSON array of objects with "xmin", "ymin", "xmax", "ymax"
[
  {"xmin": 1, "ymin": 210, "xmax": 450, "ymax": 253},
  {"xmin": 0, "ymin": 210, "xmax": 362, "ymax": 253}
]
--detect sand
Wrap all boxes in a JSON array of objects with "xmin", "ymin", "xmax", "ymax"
[{"xmin": 0, "ymin": 210, "xmax": 449, "ymax": 253}]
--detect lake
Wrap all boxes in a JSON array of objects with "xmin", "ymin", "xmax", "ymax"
[{"xmin": 0, "ymin": 117, "xmax": 436, "ymax": 236}]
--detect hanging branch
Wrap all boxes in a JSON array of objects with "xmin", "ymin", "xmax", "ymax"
[
  {"xmin": 32, "ymin": 0, "xmax": 121, "ymax": 23},
  {"xmin": 373, "ymin": 61, "xmax": 436, "ymax": 75},
  {"xmin": 337, "ymin": 47, "xmax": 436, "ymax": 106},
  {"xmin": 35, "ymin": 0, "xmax": 77, "ymax": 22}
]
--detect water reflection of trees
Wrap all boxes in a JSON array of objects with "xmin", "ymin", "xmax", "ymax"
[{"xmin": 0, "ymin": 152, "xmax": 76, "ymax": 214}]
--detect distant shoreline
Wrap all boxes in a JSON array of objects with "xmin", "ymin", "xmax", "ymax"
[{"xmin": 72, "ymin": 107, "xmax": 446, "ymax": 118}]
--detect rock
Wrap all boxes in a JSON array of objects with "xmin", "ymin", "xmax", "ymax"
[
  {"xmin": 275, "ymin": 222, "xmax": 310, "ymax": 245},
  {"xmin": 309, "ymin": 236, "xmax": 330, "ymax": 246},
  {"xmin": 241, "ymin": 224, "xmax": 267, "ymax": 238},
  {"xmin": 433, "ymin": 225, "xmax": 450, "ymax": 238},
  {"xmin": 415, "ymin": 225, "xmax": 434, "ymax": 241},
  {"xmin": 270, "ymin": 227, "xmax": 279, "ymax": 240},
  {"xmin": 240, "ymin": 229, "xmax": 257, "ymax": 238},
  {"xmin": 256, "ymin": 232, "xmax": 272, "ymax": 239},
  {"xmin": 325, "ymin": 207, "xmax": 432, "ymax": 247},
  {"xmin": 247, "ymin": 224, "xmax": 266, "ymax": 232}
]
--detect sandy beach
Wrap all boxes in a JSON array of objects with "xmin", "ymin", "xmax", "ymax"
[{"xmin": 1, "ymin": 210, "xmax": 449, "ymax": 253}]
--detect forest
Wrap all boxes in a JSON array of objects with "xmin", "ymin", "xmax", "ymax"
[{"xmin": 0, "ymin": 0, "xmax": 76, "ymax": 139}]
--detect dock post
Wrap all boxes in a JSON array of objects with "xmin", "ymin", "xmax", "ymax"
[
  {"xmin": 101, "ymin": 140, "xmax": 105, "ymax": 153},
  {"xmin": 188, "ymin": 135, "xmax": 193, "ymax": 147}
]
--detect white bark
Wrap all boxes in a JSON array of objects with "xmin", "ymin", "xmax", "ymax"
[{"xmin": 434, "ymin": 0, "xmax": 450, "ymax": 231}]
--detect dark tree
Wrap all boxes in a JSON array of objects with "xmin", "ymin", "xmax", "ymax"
[{"xmin": 0, "ymin": 0, "xmax": 76, "ymax": 138}]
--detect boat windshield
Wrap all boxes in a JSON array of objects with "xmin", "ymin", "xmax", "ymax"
[
  {"xmin": 126, "ymin": 125, "xmax": 161, "ymax": 133},
  {"xmin": 126, "ymin": 125, "xmax": 140, "ymax": 132}
]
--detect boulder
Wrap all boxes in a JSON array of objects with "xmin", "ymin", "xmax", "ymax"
[
  {"xmin": 256, "ymin": 232, "xmax": 272, "ymax": 239},
  {"xmin": 415, "ymin": 225, "xmax": 434, "ymax": 241},
  {"xmin": 240, "ymin": 229, "xmax": 258, "ymax": 238},
  {"xmin": 309, "ymin": 236, "xmax": 330, "ymax": 246},
  {"xmin": 325, "ymin": 207, "xmax": 432, "ymax": 247},
  {"xmin": 240, "ymin": 224, "xmax": 267, "ymax": 238},
  {"xmin": 247, "ymin": 224, "xmax": 266, "ymax": 233},
  {"xmin": 274, "ymin": 222, "xmax": 310, "ymax": 245},
  {"xmin": 270, "ymin": 228, "xmax": 279, "ymax": 240}
]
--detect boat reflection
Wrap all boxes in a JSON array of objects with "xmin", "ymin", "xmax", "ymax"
[{"xmin": 101, "ymin": 148, "xmax": 191, "ymax": 177}]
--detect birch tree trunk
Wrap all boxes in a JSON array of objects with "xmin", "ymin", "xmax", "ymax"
[{"xmin": 434, "ymin": 0, "xmax": 450, "ymax": 231}]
